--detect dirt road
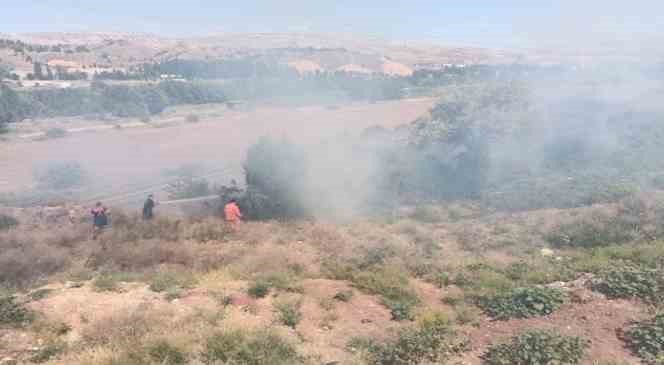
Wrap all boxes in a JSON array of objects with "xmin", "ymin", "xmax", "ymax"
[{"xmin": 0, "ymin": 98, "xmax": 435, "ymax": 194}]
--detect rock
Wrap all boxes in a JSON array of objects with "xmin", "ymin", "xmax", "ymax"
[
  {"xmin": 540, "ymin": 248, "xmax": 555, "ymax": 257},
  {"xmin": 361, "ymin": 318, "xmax": 372, "ymax": 324}
]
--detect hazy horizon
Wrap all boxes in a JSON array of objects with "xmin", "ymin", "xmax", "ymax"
[{"xmin": 4, "ymin": 0, "xmax": 664, "ymax": 51}]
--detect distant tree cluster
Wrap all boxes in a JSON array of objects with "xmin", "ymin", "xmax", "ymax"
[
  {"xmin": 0, "ymin": 38, "xmax": 90, "ymax": 54},
  {"xmin": 0, "ymin": 81, "xmax": 226, "ymax": 123}
]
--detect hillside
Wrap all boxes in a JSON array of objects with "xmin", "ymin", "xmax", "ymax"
[
  {"xmin": 1, "ymin": 193, "xmax": 662, "ymax": 364},
  {"xmin": 0, "ymin": 32, "xmax": 519, "ymax": 77}
]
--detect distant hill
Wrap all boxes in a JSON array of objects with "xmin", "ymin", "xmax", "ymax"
[{"xmin": 0, "ymin": 32, "xmax": 523, "ymax": 77}]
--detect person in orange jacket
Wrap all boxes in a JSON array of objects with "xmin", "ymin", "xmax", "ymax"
[{"xmin": 224, "ymin": 199, "xmax": 243, "ymax": 227}]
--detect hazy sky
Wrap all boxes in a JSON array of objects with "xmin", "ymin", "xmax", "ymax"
[{"xmin": 4, "ymin": 1, "xmax": 664, "ymax": 49}]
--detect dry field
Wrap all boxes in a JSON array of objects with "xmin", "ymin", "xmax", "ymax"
[{"xmin": 0, "ymin": 98, "xmax": 435, "ymax": 195}]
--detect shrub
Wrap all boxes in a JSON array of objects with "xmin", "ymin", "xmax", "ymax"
[
  {"xmin": 0, "ymin": 214, "xmax": 18, "ymax": 230},
  {"xmin": 149, "ymin": 271, "xmax": 196, "ymax": 293},
  {"xmin": 274, "ymin": 297, "xmax": 303, "ymax": 328},
  {"xmin": 0, "ymin": 240, "xmax": 68, "ymax": 289},
  {"xmin": 146, "ymin": 340, "xmax": 187, "ymax": 365},
  {"xmin": 92, "ymin": 272, "xmax": 140, "ymax": 292},
  {"xmin": 247, "ymin": 279, "xmax": 270, "ymax": 298},
  {"xmin": 353, "ymin": 266, "xmax": 420, "ymax": 321},
  {"xmin": 478, "ymin": 286, "xmax": 567, "ymax": 320},
  {"xmin": 28, "ymin": 288, "xmax": 54, "ymax": 301},
  {"xmin": 201, "ymin": 329, "xmax": 301, "ymax": 365},
  {"xmin": 30, "ymin": 341, "xmax": 65, "ymax": 363},
  {"xmin": 34, "ymin": 161, "xmax": 86, "ymax": 190},
  {"xmin": 367, "ymin": 314, "xmax": 467, "ymax": 365},
  {"xmin": 592, "ymin": 264, "xmax": 664, "ymax": 302},
  {"xmin": 45, "ymin": 127, "xmax": 68, "ymax": 139},
  {"xmin": 0, "ymin": 296, "xmax": 33, "ymax": 327},
  {"xmin": 483, "ymin": 330, "xmax": 590, "ymax": 365},
  {"xmin": 546, "ymin": 211, "xmax": 636, "ymax": 248},
  {"xmin": 622, "ymin": 313, "xmax": 664, "ymax": 363},
  {"xmin": 186, "ymin": 220, "xmax": 231, "ymax": 242},
  {"xmin": 242, "ymin": 136, "xmax": 308, "ymax": 220}
]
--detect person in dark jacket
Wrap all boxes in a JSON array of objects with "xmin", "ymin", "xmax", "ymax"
[
  {"xmin": 91, "ymin": 202, "xmax": 108, "ymax": 239},
  {"xmin": 143, "ymin": 194, "xmax": 156, "ymax": 220}
]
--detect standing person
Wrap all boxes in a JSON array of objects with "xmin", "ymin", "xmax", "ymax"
[
  {"xmin": 91, "ymin": 202, "xmax": 109, "ymax": 239},
  {"xmin": 143, "ymin": 194, "xmax": 156, "ymax": 221},
  {"xmin": 224, "ymin": 199, "xmax": 243, "ymax": 228}
]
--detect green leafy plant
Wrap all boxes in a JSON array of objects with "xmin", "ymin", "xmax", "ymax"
[
  {"xmin": 478, "ymin": 286, "xmax": 567, "ymax": 320},
  {"xmin": 622, "ymin": 313, "xmax": 664, "ymax": 363},
  {"xmin": 592, "ymin": 264, "xmax": 664, "ymax": 302},
  {"xmin": 483, "ymin": 330, "xmax": 590, "ymax": 365}
]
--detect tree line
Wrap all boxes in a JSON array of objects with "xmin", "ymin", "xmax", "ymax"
[{"xmin": 0, "ymin": 81, "xmax": 227, "ymax": 126}]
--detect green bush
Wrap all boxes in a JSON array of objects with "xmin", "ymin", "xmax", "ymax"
[
  {"xmin": 353, "ymin": 266, "xmax": 420, "ymax": 321},
  {"xmin": 247, "ymin": 279, "xmax": 270, "ymax": 298},
  {"xmin": 274, "ymin": 298, "xmax": 303, "ymax": 328},
  {"xmin": 592, "ymin": 264, "xmax": 664, "ymax": 302},
  {"xmin": 146, "ymin": 340, "xmax": 187, "ymax": 365},
  {"xmin": 0, "ymin": 296, "xmax": 33, "ymax": 327},
  {"xmin": 201, "ymin": 329, "xmax": 301, "ymax": 365},
  {"xmin": 361, "ymin": 315, "xmax": 467, "ymax": 365},
  {"xmin": 483, "ymin": 330, "xmax": 590, "ymax": 365},
  {"xmin": 478, "ymin": 286, "xmax": 567, "ymax": 320},
  {"xmin": 622, "ymin": 313, "xmax": 664, "ymax": 363},
  {"xmin": 0, "ymin": 214, "xmax": 18, "ymax": 230}
]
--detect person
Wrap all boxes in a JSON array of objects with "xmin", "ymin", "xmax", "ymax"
[
  {"xmin": 143, "ymin": 194, "xmax": 156, "ymax": 220},
  {"xmin": 91, "ymin": 202, "xmax": 109, "ymax": 239},
  {"xmin": 224, "ymin": 199, "xmax": 243, "ymax": 227}
]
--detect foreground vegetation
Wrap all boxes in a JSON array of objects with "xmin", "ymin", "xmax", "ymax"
[{"xmin": 1, "ymin": 189, "xmax": 664, "ymax": 363}]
